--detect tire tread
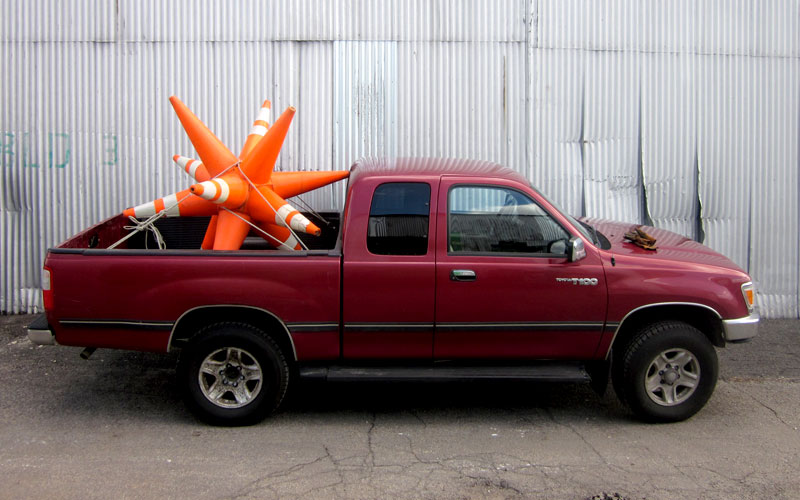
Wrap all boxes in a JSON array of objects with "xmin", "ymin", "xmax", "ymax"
[
  {"xmin": 178, "ymin": 321, "xmax": 290, "ymax": 426},
  {"xmin": 618, "ymin": 320, "xmax": 717, "ymax": 422}
]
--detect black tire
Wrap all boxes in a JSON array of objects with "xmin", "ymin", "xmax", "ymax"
[
  {"xmin": 617, "ymin": 321, "xmax": 718, "ymax": 423},
  {"xmin": 177, "ymin": 322, "xmax": 289, "ymax": 426}
]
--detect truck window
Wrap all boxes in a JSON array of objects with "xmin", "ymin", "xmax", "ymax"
[
  {"xmin": 367, "ymin": 182, "xmax": 431, "ymax": 256},
  {"xmin": 448, "ymin": 185, "xmax": 569, "ymax": 254}
]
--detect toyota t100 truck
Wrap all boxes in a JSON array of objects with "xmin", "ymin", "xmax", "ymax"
[{"xmin": 28, "ymin": 157, "xmax": 759, "ymax": 425}]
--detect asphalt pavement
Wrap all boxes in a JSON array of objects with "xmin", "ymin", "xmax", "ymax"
[{"xmin": 0, "ymin": 314, "xmax": 798, "ymax": 500}]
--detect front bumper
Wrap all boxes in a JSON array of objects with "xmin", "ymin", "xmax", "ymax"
[
  {"xmin": 722, "ymin": 310, "xmax": 760, "ymax": 342},
  {"xmin": 27, "ymin": 314, "xmax": 57, "ymax": 345}
]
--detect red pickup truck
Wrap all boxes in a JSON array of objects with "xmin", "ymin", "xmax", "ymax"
[{"xmin": 28, "ymin": 157, "xmax": 759, "ymax": 425}]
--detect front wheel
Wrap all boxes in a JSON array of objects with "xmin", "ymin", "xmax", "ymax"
[
  {"xmin": 178, "ymin": 322, "xmax": 289, "ymax": 426},
  {"xmin": 617, "ymin": 321, "xmax": 718, "ymax": 423}
]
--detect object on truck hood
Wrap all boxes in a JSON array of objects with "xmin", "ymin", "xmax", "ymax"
[
  {"xmin": 122, "ymin": 96, "xmax": 350, "ymax": 251},
  {"xmin": 623, "ymin": 227, "xmax": 658, "ymax": 250}
]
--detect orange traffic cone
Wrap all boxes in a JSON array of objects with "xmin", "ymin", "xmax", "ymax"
[
  {"xmin": 189, "ymin": 174, "xmax": 249, "ymax": 209},
  {"xmin": 241, "ymin": 106, "xmax": 295, "ymax": 184},
  {"xmin": 169, "ymin": 96, "xmax": 239, "ymax": 177},
  {"xmin": 212, "ymin": 210, "xmax": 252, "ymax": 250},
  {"xmin": 271, "ymin": 170, "xmax": 351, "ymax": 199},
  {"xmin": 249, "ymin": 187, "xmax": 321, "ymax": 236},
  {"xmin": 257, "ymin": 221, "xmax": 303, "ymax": 250},
  {"xmin": 123, "ymin": 189, "xmax": 218, "ymax": 218},
  {"xmin": 123, "ymin": 97, "xmax": 349, "ymax": 251},
  {"xmin": 174, "ymin": 155, "xmax": 210, "ymax": 182},
  {"xmin": 239, "ymin": 100, "xmax": 271, "ymax": 159},
  {"xmin": 201, "ymin": 215, "xmax": 218, "ymax": 250}
]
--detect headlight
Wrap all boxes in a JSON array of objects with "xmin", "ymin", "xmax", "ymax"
[{"xmin": 741, "ymin": 282, "xmax": 756, "ymax": 313}]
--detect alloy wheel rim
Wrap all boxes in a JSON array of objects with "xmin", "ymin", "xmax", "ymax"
[
  {"xmin": 644, "ymin": 348, "xmax": 700, "ymax": 407},
  {"xmin": 198, "ymin": 347, "xmax": 263, "ymax": 408}
]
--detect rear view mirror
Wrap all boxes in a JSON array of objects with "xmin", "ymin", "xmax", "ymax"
[{"xmin": 569, "ymin": 237, "xmax": 586, "ymax": 262}]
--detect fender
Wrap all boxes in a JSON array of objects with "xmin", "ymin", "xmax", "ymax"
[
  {"xmin": 168, "ymin": 304, "xmax": 298, "ymax": 360},
  {"xmin": 604, "ymin": 301, "xmax": 724, "ymax": 359}
]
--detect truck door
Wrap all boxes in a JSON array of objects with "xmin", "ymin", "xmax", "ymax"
[
  {"xmin": 434, "ymin": 178, "xmax": 608, "ymax": 359},
  {"xmin": 342, "ymin": 177, "xmax": 439, "ymax": 358}
]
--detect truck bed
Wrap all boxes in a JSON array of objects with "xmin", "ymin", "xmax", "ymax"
[
  {"xmin": 44, "ymin": 212, "xmax": 343, "ymax": 357},
  {"xmin": 58, "ymin": 212, "xmax": 342, "ymax": 252}
]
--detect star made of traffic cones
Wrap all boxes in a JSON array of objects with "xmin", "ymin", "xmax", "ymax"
[{"xmin": 123, "ymin": 97, "xmax": 350, "ymax": 250}]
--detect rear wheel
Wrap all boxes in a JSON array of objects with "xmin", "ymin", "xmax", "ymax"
[
  {"xmin": 616, "ymin": 321, "xmax": 718, "ymax": 422},
  {"xmin": 178, "ymin": 322, "xmax": 289, "ymax": 426}
]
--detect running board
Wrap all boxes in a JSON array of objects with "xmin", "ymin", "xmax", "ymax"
[{"xmin": 299, "ymin": 362, "xmax": 591, "ymax": 383}]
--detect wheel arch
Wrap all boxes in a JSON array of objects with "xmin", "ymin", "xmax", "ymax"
[
  {"xmin": 168, "ymin": 305, "xmax": 297, "ymax": 362},
  {"xmin": 608, "ymin": 302, "xmax": 725, "ymax": 362}
]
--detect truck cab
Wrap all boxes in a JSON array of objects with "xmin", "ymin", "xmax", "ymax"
[{"xmin": 341, "ymin": 159, "xmax": 607, "ymax": 361}]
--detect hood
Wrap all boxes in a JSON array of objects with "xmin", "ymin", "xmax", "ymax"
[{"xmin": 580, "ymin": 218, "xmax": 746, "ymax": 273}]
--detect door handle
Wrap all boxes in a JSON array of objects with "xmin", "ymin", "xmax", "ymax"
[{"xmin": 450, "ymin": 269, "xmax": 477, "ymax": 282}]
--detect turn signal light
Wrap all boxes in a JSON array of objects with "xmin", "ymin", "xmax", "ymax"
[{"xmin": 741, "ymin": 282, "xmax": 755, "ymax": 313}]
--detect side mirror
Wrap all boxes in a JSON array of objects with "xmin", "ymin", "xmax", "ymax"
[
  {"xmin": 569, "ymin": 237, "xmax": 586, "ymax": 262},
  {"xmin": 548, "ymin": 239, "xmax": 567, "ymax": 255}
]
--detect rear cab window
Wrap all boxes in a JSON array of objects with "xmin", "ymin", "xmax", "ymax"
[{"xmin": 367, "ymin": 182, "xmax": 431, "ymax": 256}]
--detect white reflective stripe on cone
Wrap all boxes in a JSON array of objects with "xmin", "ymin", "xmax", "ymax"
[
  {"xmin": 187, "ymin": 160, "xmax": 203, "ymax": 179},
  {"xmin": 284, "ymin": 233, "xmax": 299, "ymax": 249},
  {"xmin": 275, "ymin": 204, "xmax": 294, "ymax": 224},
  {"xmin": 134, "ymin": 202, "xmax": 157, "ymax": 218},
  {"xmin": 174, "ymin": 156, "xmax": 191, "ymax": 173},
  {"xmin": 174, "ymin": 155, "xmax": 204, "ymax": 179},
  {"xmin": 256, "ymin": 105, "xmax": 271, "ymax": 124},
  {"xmin": 196, "ymin": 181, "xmax": 217, "ymax": 200},
  {"xmin": 289, "ymin": 213, "xmax": 311, "ymax": 232},
  {"xmin": 163, "ymin": 193, "xmax": 181, "ymax": 216},
  {"xmin": 215, "ymin": 179, "xmax": 230, "ymax": 203}
]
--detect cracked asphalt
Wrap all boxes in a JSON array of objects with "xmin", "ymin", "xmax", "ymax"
[{"xmin": 1, "ymin": 315, "xmax": 798, "ymax": 500}]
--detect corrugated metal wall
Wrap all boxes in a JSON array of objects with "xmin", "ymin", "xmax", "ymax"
[{"xmin": 2, "ymin": 0, "xmax": 798, "ymax": 317}]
